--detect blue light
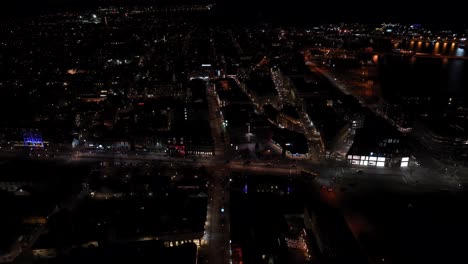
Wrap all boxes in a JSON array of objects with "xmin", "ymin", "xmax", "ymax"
[
  {"xmin": 23, "ymin": 132, "xmax": 44, "ymax": 147},
  {"xmin": 244, "ymin": 184, "xmax": 248, "ymax": 194}
]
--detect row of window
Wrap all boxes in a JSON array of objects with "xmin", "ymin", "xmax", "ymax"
[
  {"xmin": 348, "ymin": 155, "xmax": 386, "ymax": 162},
  {"xmin": 350, "ymin": 159, "xmax": 386, "ymax": 167},
  {"xmin": 348, "ymin": 155, "xmax": 410, "ymax": 167}
]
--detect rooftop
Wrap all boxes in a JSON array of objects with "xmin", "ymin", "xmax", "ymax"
[
  {"xmin": 272, "ymin": 127, "xmax": 308, "ymax": 154},
  {"xmin": 245, "ymin": 70, "xmax": 278, "ymax": 97},
  {"xmin": 215, "ymin": 78, "xmax": 250, "ymax": 104},
  {"xmin": 307, "ymin": 202, "xmax": 368, "ymax": 264},
  {"xmin": 348, "ymin": 114, "xmax": 409, "ymax": 157},
  {"xmin": 281, "ymin": 104, "xmax": 300, "ymax": 120}
]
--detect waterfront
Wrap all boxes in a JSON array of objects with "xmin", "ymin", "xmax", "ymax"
[{"xmin": 400, "ymin": 40, "xmax": 466, "ymax": 56}]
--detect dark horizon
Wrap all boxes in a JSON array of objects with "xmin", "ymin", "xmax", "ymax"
[{"xmin": 1, "ymin": 0, "xmax": 467, "ymax": 30}]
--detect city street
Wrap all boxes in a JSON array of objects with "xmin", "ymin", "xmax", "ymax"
[
  {"xmin": 203, "ymin": 73, "xmax": 232, "ymax": 264},
  {"xmin": 270, "ymin": 68, "xmax": 325, "ymax": 159},
  {"xmin": 204, "ymin": 166, "xmax": 231, "ymax": 264},
  {"xmin": 1, "ymin": 145, "xmax": 466, "ymax": 193}
]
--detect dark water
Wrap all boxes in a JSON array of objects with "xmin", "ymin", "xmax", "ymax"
[{"xmin": 377, "ymin": 51, "xmax": 468, "ymax": 103}]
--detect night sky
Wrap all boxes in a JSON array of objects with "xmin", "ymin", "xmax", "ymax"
[{"xmin": 1, "ymin": 0, "xmax": 466, "ymax": 30}]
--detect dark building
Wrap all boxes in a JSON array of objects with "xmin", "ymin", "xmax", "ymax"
[
  {"xmin": 215, "ymin": 78, "xmax": 250, "ymax": 107},
  {"xmin": 304, "ymin": 203, "xmax": 368, "ymax": 264},
  {"xmin": 347, "ymin": 115, "xmax": 412, "ymax": 167},
  {"xmin": 380, "ymin": 101, "xmax": 413, "ymax": 132},
  {"xmin": 50, "ymin": 241, "xmax": 198, "ymax": 264},
  {"xmin": 414, "ymin": 118, "xmax": 468, "ymax": 165},
  {"xmin": 271, "ymin": 127, "xmax": 309, "ymax": 158}
]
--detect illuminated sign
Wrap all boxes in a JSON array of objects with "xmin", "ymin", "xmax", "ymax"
[{"xmin": 23, "ymin": 132, "xmax": 44, "ymax": 147}]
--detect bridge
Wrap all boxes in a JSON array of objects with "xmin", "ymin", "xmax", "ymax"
[{"xmin": 390, "ymin": 36, "xmax": 463, "ymax": 46}]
